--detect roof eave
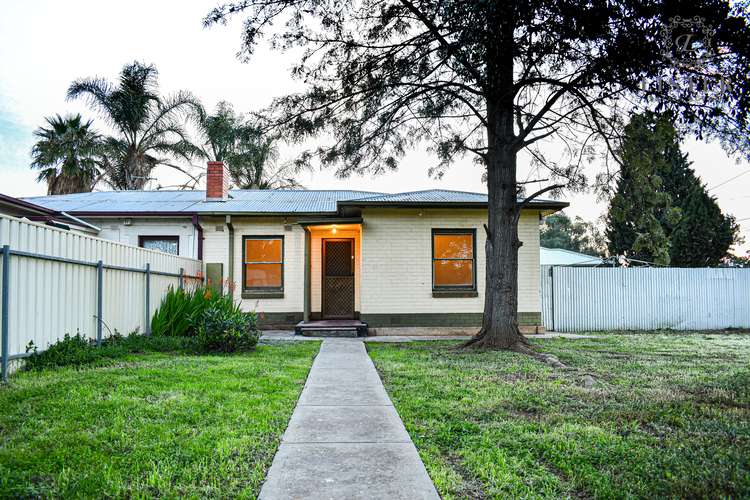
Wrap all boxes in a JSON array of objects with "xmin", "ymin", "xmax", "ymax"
[
  {"xmin": 0, "ymin": 194, "xmax": 59, "ymax": 216},
  {"xmin": 64, "ymin": 210, "xmax": 342, "ymax": 218},
  {"xmin": 337, "ymin": 200, "xmax": 569, "ymax": 211}
]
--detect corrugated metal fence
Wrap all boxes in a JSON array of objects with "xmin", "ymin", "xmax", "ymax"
[
  {"xmin": 0, "ymin": 214, "xmax": 202, "ymax": 379},
  {"xmin": 541, "ymin": 265, "xmax": 750, "ymax": 332}
]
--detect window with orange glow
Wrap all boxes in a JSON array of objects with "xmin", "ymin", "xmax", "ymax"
[
  {"xmin": 243, "ymin": 236, "xmax": 284, "ymax": 290},
  {"xmin": 432, "ymin": 230, "xmax": 475, "ymax": 289}
]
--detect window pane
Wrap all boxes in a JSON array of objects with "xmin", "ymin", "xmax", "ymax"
[
  {"xmin": 434, "ymin": 260, "xmax": 473, "ymax": 287},
  {"xmin": 245, "ymin": 263, "xmax": 282, "ymax": 288},
  {"xmin": 245, "ymin": 238, "xmax": 282, "ymax": 262},
  {"xmin": 142, "ymin": 239, "xmax": 178, "ymax": 255},
  {"xmin": 433, "ymin": 234, "xmax": 473, "ymax": 259}
]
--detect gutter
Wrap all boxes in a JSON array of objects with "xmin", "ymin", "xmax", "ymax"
[
  {"xmin": 60, "ymin": 212, "xmax": 101, "ymax": 233},
  {"xmin": 0, "ymin": 193, "xmax": 58, "ymax": 216},
  {"xmin": 192, "ymin": 215, "xmax": 203, "ymax": 260},
  {"xmin": 225, "ymin": 215, "xmax": 234, "ymax": 288},
  {"xmin": 336, "ymin": 200, "xmax": 570, "ymax": 210}
]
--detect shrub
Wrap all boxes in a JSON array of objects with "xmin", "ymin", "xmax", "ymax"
[
  {"xmin": 24, "ymin": 331, "xmax": 198, "ymax": 371},
  {"xmin": 193, "ymin": 304, "xmax": 259, "ymax": 353},
  {"xmin": 151, "ymin": 284, "xmax": 259, "ymax": 353},
  {"xmin": 24, "ymin": 333, "xmax": 94, "ymax": 370},
  {"xmin": 151, "ymin": 285, "xmax": 224, "ymax": 337}
]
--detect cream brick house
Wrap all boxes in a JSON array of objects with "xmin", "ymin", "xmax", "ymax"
[{"xmin": 24, "ymin": 163, "xmax": 566, "ymax": 335}]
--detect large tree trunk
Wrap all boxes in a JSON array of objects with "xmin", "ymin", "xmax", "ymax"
[
  {"xmin": 463, "ymin": 5, "xmax": 530, "ymax": 352},
  {"xmin": 464, "ymin": 144, "xmax": 531, "ymax": 352}
]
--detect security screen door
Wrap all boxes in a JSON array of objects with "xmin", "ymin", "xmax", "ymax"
[{"xmin": 322, "ymin": 239, "xmax": 355, "ymax": 319}]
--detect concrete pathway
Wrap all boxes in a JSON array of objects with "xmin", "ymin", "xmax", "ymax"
[{"xmin": 258, "ymin": 339, "xmax": 439, "ymax": 500}]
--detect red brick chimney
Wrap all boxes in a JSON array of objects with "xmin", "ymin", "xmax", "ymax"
[{"xmin": 206, "ymin": 161, "xmax": 229, "ymax": 200}]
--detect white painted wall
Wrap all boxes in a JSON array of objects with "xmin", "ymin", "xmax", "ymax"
[{"xmin": 85, "ymin": 217, "xmax": 197, "ymax": 258}]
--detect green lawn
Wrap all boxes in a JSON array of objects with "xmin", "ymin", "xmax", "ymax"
[
  {"xmin": 0, "ymin": 341, "xmax": 320, "ymax": 498},
  {"xmin": 368, "ymin": 333, "xmax": 750, "ymax": 499}
]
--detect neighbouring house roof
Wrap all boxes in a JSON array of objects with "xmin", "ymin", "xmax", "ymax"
[
  {"xmin": 0, "ymin": 193, "xmax": 102, "ymax": 233},
  {"xmin": 23, "ymin": 188, "xmax": 568, "ymax": 216},
  {"xmin": 540, "ymin": 247, "xmax": 604, "ymax": 266},
  {"xmin": 0, "ymin": 193, "xmax": 59, "ymax": 218}
]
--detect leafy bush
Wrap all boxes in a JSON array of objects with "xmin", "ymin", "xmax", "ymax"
[
  {"xmin": 24, "ymin": 331, "xmax": 197, "ymax": 371},
  {"xmin": 193, "ymin": 304, "xmax": 259, "ymax": 353},
  {"xmin": 150, "ymin": 286, "xmax": 215, "ymax": 337},
  {"xmin": 151, "ymin": 284, "xmax": 259, "ymax": 352},
  {"xmin": 24, "ymin": 333, "xmax": 93, "ymax": 370}
]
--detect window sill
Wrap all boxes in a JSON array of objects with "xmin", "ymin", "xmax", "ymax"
[
  {"xmin": 242, "ymin": 291, "xmax": 285, "ymax": 299},
  {"xmin": 432, "ymin": 290, "xmax": 478, "ymax": 298}
]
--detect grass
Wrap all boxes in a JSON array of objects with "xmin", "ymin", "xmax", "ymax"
[
  {"xmin": 0, "ymin": 341, "xmax": 320, "ymax": 498},
  {"xmin": 368, "ymin": 333, "xmax": 750, "ymax": 499}
]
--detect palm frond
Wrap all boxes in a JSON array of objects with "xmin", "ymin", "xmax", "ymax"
[{"xmin": 30, "ymin": 114, "xmax": 104, "ymax": 194}]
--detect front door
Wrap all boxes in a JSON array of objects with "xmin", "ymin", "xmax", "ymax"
[{"xmin": 322, "ymin": 239, "xmax": 355, "ymax": 319}]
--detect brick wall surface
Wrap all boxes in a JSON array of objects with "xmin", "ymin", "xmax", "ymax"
[
  {"xmin": 359, "ymin": 208, "xmax": 541, "ymax": 314},
  {"xmin": 200, "ymin": 209, "xmax": 542, "ymax": 320}
]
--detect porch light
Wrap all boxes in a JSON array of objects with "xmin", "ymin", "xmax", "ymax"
[{"xmin": 332, "ymin": 225, "xmax": 338, "ymax": 234}]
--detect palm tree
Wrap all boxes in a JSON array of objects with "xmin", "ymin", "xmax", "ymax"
[
  {"xmin": 198, "ymin": 102, "xmax": 302, "ymax": 189},
  {"xmin": 30, "ymin": 114, "xmax": 103, "ymax": 195},
  {"xmin": 67, "ymin": 62, "xmax": 203, "ymax": 190}
]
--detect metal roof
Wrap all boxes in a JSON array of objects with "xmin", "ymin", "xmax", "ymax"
[
  {"xmin": 348, "ymin": 189, "xmax": 488, "ymax": 203},
  {"xmin": 338, "ymin": 189, "xmax": 567, "ymax": 209},
  {"xmin": 23, "ymin": 190, "xmax": 384, "ymax": 215},
  {"xmin": 23, "ymin": 188, "xmax": 568, "ymax": 215},
  {"xmin": 540, "ymin": 247, "xmax": 604, "ymax": 266},
  {"xmin": 0, "ymin": 193, "xmax": 59, "ymax": 216}
]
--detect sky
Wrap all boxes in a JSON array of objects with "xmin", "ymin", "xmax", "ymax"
[{"xmin": 1, "ymin": 0, "xmax": 749, "ymax": 253}]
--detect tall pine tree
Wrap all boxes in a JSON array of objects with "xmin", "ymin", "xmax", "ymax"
[
  {"xmin": 606, "ymin": 112, "xmax": 738, "ymax": 267},
  {"xmin": 606, "ymin": 112, "xmax": 677, "ymax": 265}
]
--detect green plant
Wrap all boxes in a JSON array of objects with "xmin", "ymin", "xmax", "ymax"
[
  {"xmin": 67, "ymin": 61, "xmax": 203, "ymax": 190},
  {"xmin": 24, "ymin": 332, "xmax": 94, "ymax": 370},
  {"xmin": 193, "ymin": 303, "xmax": 259, "ymax": 353},
  {"xmin": 151, "ymin": 286, "xmax": 208, "ymax": 337},
  {"xmin": 30, "ymin": 114, "xmax": 104, "ymax": 195},
  {"xmin": 150, "ymin": 285, "xmax": 258, "ymax": 351},
  {"xmin": 0, "ymin": 341, "xmax": 320, "ymax": 498},
  {"xmin": 23, "ymin": 331, "xmax": 197, "ymax": 371}
]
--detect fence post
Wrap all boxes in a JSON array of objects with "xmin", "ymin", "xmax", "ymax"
[
  {"xmin": 96, "ymin": 260, "xmax": 103, "ymax": 346},
  {"xmin": 178, "ymin": 267, "xmax": 184, "ymax": 290},
  {"xmin": 145, "ymin": 263, "xmax": 151, "ymax": 336},
  {"xmin": 2, "ymin": 245, "xmax": 10, "ymax": 382},
  {"xmin": 550, "ymin": 266, "xmax": 555, "ymax": 332}
]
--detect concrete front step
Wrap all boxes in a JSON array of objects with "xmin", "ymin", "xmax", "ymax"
[
  {"xmin": 295, "ymin": 320, "xmax": 368, "ymax": 337},
  {"xmin": 299, "ymin": 328, "xmax": 359, "ymax": 338}
]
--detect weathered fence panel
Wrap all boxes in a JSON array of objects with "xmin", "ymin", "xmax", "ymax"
[
  {"xmin": 0, "ymin": 214, "xmax": 202, "ymax": 378},
  {"xmin": 541, "ymin": 266, "xmax": 750, "ymax": 332}
]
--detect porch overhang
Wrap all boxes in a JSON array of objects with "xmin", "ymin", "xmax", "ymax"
[
  {"xmin": 297, "ymin": 216, "xmax": 363, "ymax": 227},
  {"xmin": 300, "ymin": 220, "xmax": 362, "ymax": 324}
]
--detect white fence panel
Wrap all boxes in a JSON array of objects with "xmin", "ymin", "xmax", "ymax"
[
  {"xmin": 545, "ymin": 266, "xmax": 750, "ymax": 332},
  {"xmin": 0, "ymin": 213, "xmax": 202, "ymax": 374}
]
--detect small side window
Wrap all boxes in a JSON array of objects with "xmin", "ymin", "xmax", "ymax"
[{"xmin": 138, "ymin": 236, "xmax": 179, "ymax": 255}]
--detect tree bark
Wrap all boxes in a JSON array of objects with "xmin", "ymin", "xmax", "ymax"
[
  {"xmin": 463, "ymin": 143, "xmax": 531, "ymax": 352},
  {"xmin": 463, "ymin": 5, "xmax": 531, "ymax": 352}
]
